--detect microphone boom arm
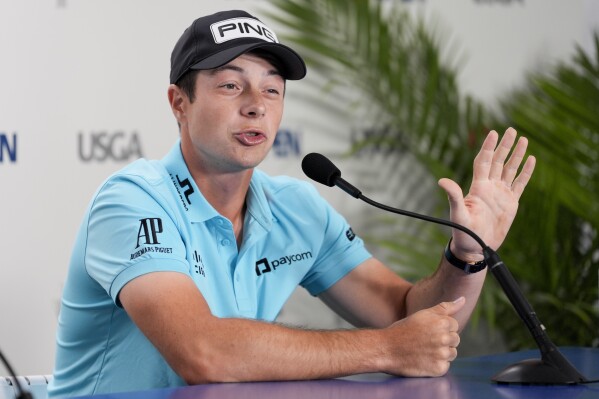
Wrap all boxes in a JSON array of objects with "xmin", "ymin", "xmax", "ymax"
[
  {"xmin": 353, "ymin": 184, "xmax": 587, "ymax": 384},
  {"xmin": 301, "ymin": 152, "xmax": 588, "ymax": 384}
]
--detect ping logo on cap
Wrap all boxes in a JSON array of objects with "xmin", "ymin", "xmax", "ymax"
[{"xmin": 210, "ymin": 17, "xmax": 279, "ymax": 44}]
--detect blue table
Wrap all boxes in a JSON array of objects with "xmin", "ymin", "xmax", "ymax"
[{"xmin": 68, "ymin": 347, "xmax": 599, "ymax": 399}]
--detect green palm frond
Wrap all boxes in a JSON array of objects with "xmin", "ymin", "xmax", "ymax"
[
  {"xmin": 494, "ymin": 36, "xmax": 599, "ymax": 349},
  {"xmin": 265, "ymin": 0, "xmax": 492, "ymax": 307},
  {"xmin": 266, "ymin": 0, "xmax": 599, "ymax": 350}
]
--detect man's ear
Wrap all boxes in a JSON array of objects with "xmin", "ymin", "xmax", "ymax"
[{"xmin": 168, "ymin": 84, "xmax": 188, "ymax": 127}]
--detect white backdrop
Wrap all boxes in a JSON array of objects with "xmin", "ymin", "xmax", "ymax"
[{"xmin": 1, "ymin": 0, "xmax": 597, "ymax": 375}]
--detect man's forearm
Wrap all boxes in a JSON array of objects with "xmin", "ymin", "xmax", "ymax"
[
  {"xmin": 123, "ymin": 272, "xmax": 463, "ymax": 384},
  {"xmin": 174, "ymin": 298, "xmax": 465, "ymax": 384},
  {"xmin": 179, "ymin": 317, "xmax": 384, "ymax": 384},
  {"xmin": 404, "ymin": 256, "xmax": 487, "ymax": 331}
]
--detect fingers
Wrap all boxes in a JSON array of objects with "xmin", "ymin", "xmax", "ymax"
[
  {"xmin": 501, "ymin": 135, "xmax": 527, "ymax": 184},
  {"xmin": 448, "ymin": 346, "xmax": 458, "ymax": 362},
  {"xmin": 472, "ymin": 130, "xmax": 499, "ymax": 181},
  {"xmin": 384, "ymin": 301, "xmax": 464, "ymax": 377},
  {"xmin": 512, "ymin": 155, "xmax": 536, "ymax": 200},
  {"xmin": 430, "ymin": 298, "xmax": 463, "ymax": 359},
  {"xmin": 473, "ymin": 127, "xmax": 535, "ymax": 195},
  {"xmin": 430, "ymin": 299, "xmax": 463, "ymax": 348},
  {"xmin": 489, "ymin": 128, "xmax": 517, "ymax": 180},
  {"xmin": 438, "ymin": 327, "xmax": 461, "ymax": 347},
  {"xmin": 430, "ymin": 304, "xmax": 461, "ymax": 373},
  {"xmin": 449, "ymin": 333, "xmax": 461, "ymax": 350}
]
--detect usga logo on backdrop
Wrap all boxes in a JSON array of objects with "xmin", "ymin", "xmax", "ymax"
[
  {"xmin": 78, "ymin": 131, "xmax": 143, "ymax": 162},
  {"xmin": 0, "ymin": 132, "xmax": 17, "ymax": 163}
]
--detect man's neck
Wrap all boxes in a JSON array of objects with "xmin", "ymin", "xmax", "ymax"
[
  {"xmin": 194, "ymin": 170, "xmax": 251, "ymax": 221},
  {"xmin": 187, "ymin": 163, "xmax": 252, "ymax": 248},
  {"xmin": 179, "ymin": 139, "xmax": 256, "ymax": 246}
]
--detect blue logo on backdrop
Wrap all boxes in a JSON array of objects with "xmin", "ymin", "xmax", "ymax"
[
  {"xmin": 273, "ymin": 129, "xmax": 301, "ymax": 157},
  {"xmin": 0, "ymin": 132, "xmax": 17, "ymax": 163},
  {"xmin": 78, "ymin": 131, "xmax": 143, "ymax": 162}
]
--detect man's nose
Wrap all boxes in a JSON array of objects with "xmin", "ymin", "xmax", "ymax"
[{"xmin": 241, "ymin": 89, "xmax": 266, "ymax": 117}]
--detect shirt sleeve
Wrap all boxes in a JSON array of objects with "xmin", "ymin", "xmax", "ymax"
[
  {"xmin": 84, "ymin": 173, "xmax": 190, "ymax": 306},
  {"xmin": 298, "ymin": 183, "xmax": 372, "ymax": 296}
]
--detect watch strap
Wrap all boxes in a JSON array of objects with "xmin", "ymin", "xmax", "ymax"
[{"xmin": 444, "ymin": 238, "xmax": 487, "ymax": 274}]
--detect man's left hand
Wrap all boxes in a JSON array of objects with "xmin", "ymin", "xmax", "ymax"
[{"xmin": 438, "ymin": 127, "xmax": 536, "ymax": 262}]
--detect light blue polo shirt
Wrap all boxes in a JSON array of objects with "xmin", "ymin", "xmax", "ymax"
[{"xmin": 49, "ymin": 141, "xmax": 372, "ymax": 398}]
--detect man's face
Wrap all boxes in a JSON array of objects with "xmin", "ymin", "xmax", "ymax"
[{"xmin": 179, "ymin": 53, "xmax": 285, "ymax": 175}]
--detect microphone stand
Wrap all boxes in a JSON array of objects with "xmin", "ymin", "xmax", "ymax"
[{"xmin": 335, "ymin": 176, "xmax": 588, "ymax": 384}]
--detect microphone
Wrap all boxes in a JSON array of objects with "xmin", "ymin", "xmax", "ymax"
[
  {"xmin": 301, "ymin": 152, "xmax": 362, "ymax": 198},
  {"xmin": 301, "ymin": 152, "xmax": 589, "ymax": 385},
  {"xmin": 0, "ymin": 348, "xmax": 33, "ymax": 399}
]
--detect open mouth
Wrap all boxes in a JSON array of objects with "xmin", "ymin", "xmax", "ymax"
[{"xmin": 235, "ymin": 130, "xmax": 267, "ymax": 146}]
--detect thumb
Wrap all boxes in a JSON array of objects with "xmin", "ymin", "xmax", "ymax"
[
  {"xmin": 438, "ymin": 178, "xmax": 465, "ymax": 213},
  {"xmin": 431, "ymin": 296, "xmax": 466, "ymax": 316}
]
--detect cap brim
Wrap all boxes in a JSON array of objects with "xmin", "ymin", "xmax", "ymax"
[{"xmin": 189, "ymin": 42, "xmax": 306, "ymax": 80}]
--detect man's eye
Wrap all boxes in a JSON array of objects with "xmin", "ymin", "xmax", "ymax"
[{"xmin": 222, "ymin": 83, "xmax": 237, "ymax": 90}]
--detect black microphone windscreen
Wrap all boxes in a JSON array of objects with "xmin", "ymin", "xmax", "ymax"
[{"xmin": 301, "ymin": 153, "xmax": 340, "ymax": 187}]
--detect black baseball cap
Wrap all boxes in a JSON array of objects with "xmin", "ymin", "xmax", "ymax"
[{"xmin": 170, "ymin": 10, "xmax": 307, "ymax": 84}]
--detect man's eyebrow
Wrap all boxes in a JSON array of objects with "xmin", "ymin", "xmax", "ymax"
[
  {"xmin": 209, "ymin": 64, "xmax": 243, "ymax": 75},
  {"xmin": 209, "ymin": 64, "xmax": 283, "ymax": 78}
]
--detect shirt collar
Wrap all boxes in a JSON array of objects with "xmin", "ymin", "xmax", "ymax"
[
  {"xmin": 161, "ymin": 140, "xmax": 274, "ymax": 230},
  {"xmin": 246, "ymin": 170, "xmax": 274, "ymax": 231},
  {"xmin": 161, "ymin": 140, "xmax": 218, "ymax": 223}
]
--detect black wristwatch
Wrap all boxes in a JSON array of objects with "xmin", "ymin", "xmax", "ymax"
[{"xmin": 444, "ymin": 239, "xmax": 487, "ymax": 274}]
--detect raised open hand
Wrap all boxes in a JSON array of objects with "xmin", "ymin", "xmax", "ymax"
[{"xmin": 438, "ymin": 128, "xmax": 536, "ymax": 262}]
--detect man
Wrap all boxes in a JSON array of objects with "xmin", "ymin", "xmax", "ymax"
[{"xmin": 49, "ymin": 9, "xmax": 536, "ymax": 397}]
